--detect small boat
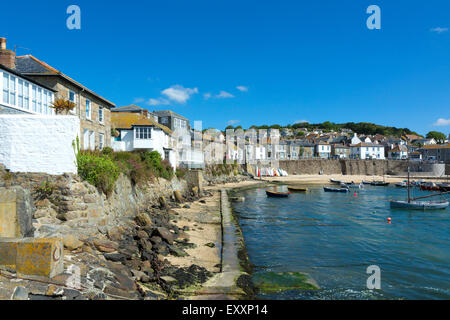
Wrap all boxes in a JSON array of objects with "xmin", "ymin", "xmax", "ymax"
[
  {"xmin": 266, "ymin": 190, "xmax": 290, "ymax": 198},
  {"xmin": 362, "ymin": 181, "xmax": 372, "ymax": 185},
  {"xmin": 341, "ymin": 182, "xmax": 363, "ymax": 189},
  {"xmin": 395, "ymin": 181, "xmax": 408, "ymax": 188},
  {"xmin": 371, "ymin": 181, "xmax": 390, "ymax": 186},
  {"xmin": 324, "ymin": 187, "xmax": 349, "ymax": 193},
  {"xmin": 330, "ymin": 178, "xmax": 342, "ymax": 184},
  {"xmin": 390, "ymin": 200, "xmax": 449, "ymax": 210},
  {"xmin": 287, "ymin": 186, "xmax": 308, "ymax": 192},
  {"xmin": 390, "ymin": 163, "xmax": 449, "ymax": 210}
]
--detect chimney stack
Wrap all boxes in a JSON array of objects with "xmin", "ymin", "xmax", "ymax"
[{"xmin": 0, "ymin": 37, "xmax": 16, "ymax": 69}]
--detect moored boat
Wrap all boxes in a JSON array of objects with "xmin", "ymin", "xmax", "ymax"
[
  {"xmin": 341, "ymin": 182, "xmax": 363, "ymax": 189},
  {"xmin": 324, "ymin": 186, "xmax": 349, "ymax": 193},
  {"xmin": 395, "ymin": 181, "xmax": 408, "ymax": 188},
  {"xmin": 390, "ymin": 200, "xmax": 449, "ymax": 210},
  {"xmin": 266, "ymin": 190, "xmax": 290, "ymax": 198},
  {"xmin": 330, "ymin": 178, "xmax": 342, "ymax": 184},
  {"xmin": 287, "ymin": 186, "xmax": 308, "ymax": 192},
  {"xmin": 371, "ymin": 181, "xmax": 390, "ymax": 186}
]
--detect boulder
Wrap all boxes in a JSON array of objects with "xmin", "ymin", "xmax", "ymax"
[
  {"xmin": 135, "ymin": 213, "xmax": 152, "ymax": 227},
  {"xmin": 92, "ymin": 239, "xmax": 119, "ymax": 253},
  {"xmin": 173, "ymin": 190, "xmax": 183, "ymax": 203},
  {"xmin": 153, "ymin": 227, "xmax": 174, "ymax": 245},
  {"xmin": 63, "ymin": 234, "xmax": 83, "ymax": 251}
]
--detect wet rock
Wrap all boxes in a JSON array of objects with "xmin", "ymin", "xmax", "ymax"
[
  {"xmin": 169, "ymin": 245, "xmax": 188, "ymax": 257},
  {"xmin": 104, "ymin": 253, "xmax": 127, "ymax": 263},
  {"xmin": 153, "ymin": 227, "xmax": 174, "ymax": 245},
  {"xmin": 139, "ymin": 238, "xmax": 153, "ymax": 253},
  {"xmin": 160, "ymin": 276, "xmax": 177, "ymax": 284},
  {"xmin": 136, "ymin": 230, "xmax": 148, "ymax": 239}
]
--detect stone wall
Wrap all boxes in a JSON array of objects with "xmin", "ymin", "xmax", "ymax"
[
  {"xmin": 278, "ymin": 159, "xmax": 412, "ymax": 176},
  {"xmin": 0, "ymin": 115, "xmax": 80, "ymax": 174},
  {"xmin": 0, "ymin": 163, "xmax": 189, "ymax": 239}
]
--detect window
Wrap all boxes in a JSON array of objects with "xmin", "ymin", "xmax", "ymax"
[
  {"xmin": 99, "ymin": 133, "xmax": 105, "ymax": 150},
  {"xmin": 69, "ymin": 90, "xmax": 76, "ymax": 114},
  {"xmin": 18, "ymin": 79, "xmax": 24, "ymax": 109},
  {"xmin": 23, "ymin": 82, "xmax": 29, "ymax": 110},
  {"xmin": 37, "ymin": 88, "xmax": 42, "ymax": 113},
  {"xmin": 85, "ymin": 99, "xmax": 91, "ymax": 119},
  {"xmin": 98, "ymin": 106, "xmax": 104, "ymax": 123},
  {"xmin": 32, "ymin": 86, "xmax": 37, "ymax": 112},
  {"xmin": 135, "ymin": 127, "xmax": 151, "ymax": 139},
  {"xmin": 89, "ymin": 131, "xmax": 95, "ymax": 150},
  {"xmin": 2, "ymin": 73, "xmax": 16, "ymax": 105}
]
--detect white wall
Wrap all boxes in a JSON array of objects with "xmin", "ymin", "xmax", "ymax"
[{"xmin": 0, "ymin": 115, "xmax": 80, "ymax": 174}]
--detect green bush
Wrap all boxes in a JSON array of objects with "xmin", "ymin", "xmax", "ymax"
[
  {"xmin": 77, "ymin": 152, "xmax": 120, "ymax": 195},
  {"xmin": 175, "ymin": 167, "xmax": 186, "ymax": 179}
]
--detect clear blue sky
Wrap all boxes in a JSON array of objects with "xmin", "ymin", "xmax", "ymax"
[{"xmin": 2, "ymin": 0, "xmax": 450, "ymax": 135}]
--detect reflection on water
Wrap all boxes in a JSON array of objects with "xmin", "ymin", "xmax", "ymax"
[{"xmin": 231, "ymin": 185, "xmax": 450, "ymax": 299}]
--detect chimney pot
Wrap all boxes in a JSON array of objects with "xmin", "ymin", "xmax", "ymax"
[{"xmin": 0, "ymin": 38, "xmax": 6, "ymax": 50}]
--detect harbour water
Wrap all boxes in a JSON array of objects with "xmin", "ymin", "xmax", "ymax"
[{"xmin": 231, "ymin": 184, "xmax": 450, "ymax": 299}]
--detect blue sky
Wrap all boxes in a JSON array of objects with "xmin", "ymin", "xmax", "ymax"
[{"xmin": 1, "ymin": 0, "xmax": 450, "ymax": 135}]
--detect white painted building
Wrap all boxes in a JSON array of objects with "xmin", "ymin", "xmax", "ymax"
[
  {"xmin": 0, "ymin": 115, "xmax": 79, "ymax": 174},
  {"xmin": 0, "ymin": 64, "xmax": 55, "ymax": 116},
  {"xmin": 350, "ymin": 133, "xmax": 361, "ymax": 145},
  {"xmin": 315, "ymin": 143, "xmax": 331, "ymax": 159},
  {"xmin": 350, "ymin": 143, "xmax": 385, "ymax": 160},
  {"xmin": 111, "ymin": 113, "xmax": 177, "ymax": 169}
]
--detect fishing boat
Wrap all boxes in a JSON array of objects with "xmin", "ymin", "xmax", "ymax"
[
  {"xmin": 371, "ymin": 181, "xmax": 390, "ymax": 186},
  {"xmin": 266, "ymin": 190, "xmax": 290, "ymax": 198},
  {"xmin": 341, "ymin": 182, "xmax": 363, "ymax": 189},
  {"xmin": 287, "ymin": 186, "xmax": 308, "ymax": 192},
  {"xmin": 395, "ymin": 181, "xmax": 408, "ymax": 188},
  {"xmin": 419, "ymin": 183, "xmax": 440, "ymax": 192},
  {"xmin": 390, "ymin": 164, "xmax": 449, "ymax": 210},
  {"xmin": 362, "ymin": 181, "xmax": 372, "ymax": 185},
  {"xmin": 330, "ymin": 178, "xmax": 342, "ymax": 184},
  {"xmin": 324, "ymin": 186, "xmax": 349, "ymax": 193}
]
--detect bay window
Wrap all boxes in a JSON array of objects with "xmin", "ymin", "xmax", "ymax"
[{"xmin": 135, "ymin": 127, "xmax": 151, "ymax": 139}]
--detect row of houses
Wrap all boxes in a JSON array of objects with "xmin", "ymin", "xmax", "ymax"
[{"xmin": 0, "ymin": 37, "xmax": 204, "ymax": 170}]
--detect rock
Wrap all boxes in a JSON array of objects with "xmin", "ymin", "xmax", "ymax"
[
  {"xmin": 173, "ymin": 190, "xmax": 183, "ymax": 203},
  {"xmin": 35, "ymin": 199, "xmax": 52, "ymax": 208},
  {"xmin": 107, "ymin": 227, "xmax": 123, "ymax": 241},
  {"xmin": 63, "ymin": 288, "xmax": 84, "ymax": 300},
  {"xmin": 92, "ymin": 239, "xmax": 119, "ymax": 253},
  {"xmin": 114, "ymin": 273, "xmax": 136, "ymax": 291},
  {"xmin": 183, "ymin": 204, "xmax": 190, "ymax": 209},
  {"xmin": 169, "ymin": 245, "xmax": 188, "ymax": 257},
  {"xmin": 57, "ymin": 211, "xmax": 80, "ymax": 221},
  {"xmin": 136, "ymin": 230, "xmax": 148, "ymax": 239},
  {"xmin": 199, "ymin": 200, "xmax": 206, "ymax": 204},
  {"xmin": 139, "ymin": 238, "xmax": 153, "ymax": 252},
  {"xmin": 135, "ymin": 212, "xmax": 152, "ymax": 227},
  {"xmin": 63, "ymin": 234, "xmax": 83, "ymax": 251},
  {"xmin": 159, "ymin": 196, "xmax": 168, "ymax": 209},
  {"xmin": 104, "ymin": 253, "xmax": 127, "ymax": 263},
  {"xmin": 131, "ymin": 269, "xmax": 146, "ymax": 280},
  {"xmin": 11, "ymin": 286, "xmax": 29, "ymax": 300},
  {"xmin": 153, "ymin": 227, "xmax": 174, "ymax": 245},
  {"xmin": 191, "ymin": 186, "xmax": 199, "ymax": 197},
  {"xmin": 204, "ymin": 242, "xmax": 215, "ymax": 248},
  {"xmin": 104, "ymin": 286, "xmax": 137, "ymax": 299},
  {"xmin": 160, "ymin": 276, "xmax": 177, "ymax": 284},
  {"xmin": 83, "ymin": 194, "xmax": 98, "ymax": 203},
  {"xmin": 46, "ymin": 284, "xmax": 64, "ymax": 297},
  {"xmin": 252, "ymin": 272, "xmax": 319, "ymax": 293}
]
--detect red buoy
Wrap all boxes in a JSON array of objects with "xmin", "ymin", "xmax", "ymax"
[{"xmin": 387, "ymin": 217, "xmax": 392, "ymax": 224}]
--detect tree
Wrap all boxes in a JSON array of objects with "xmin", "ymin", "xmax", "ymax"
[{"xmin": 426, "ymin": 131, "xmax": 446, "ymax": 144}]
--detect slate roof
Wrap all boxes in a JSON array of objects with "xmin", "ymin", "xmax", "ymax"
[
  {"xmin": 152, "ymin": 110, "xmax": 188, "ymax": 121},
  {"xmin": 0, "ymin": 64, "xmax": 55, "ymax": 92},
  {"xmin": 15, "ymin": 55, "xmax": 115, "ymax": 107}
]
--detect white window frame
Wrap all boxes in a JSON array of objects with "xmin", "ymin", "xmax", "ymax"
[
  {"xmin": 135, "ymin": 127, "xmax": 151, "ymax": 140},
  {"xmin": 98, "ymin": 106, "xmax": 104, "ymax": 124},
  {"xmin": 99, "ymin": 133, "xmax": 105, "ymax": 150},
  {"xmin": 85, "ymin": 99, "xmax": 92, "ymax": 120}
]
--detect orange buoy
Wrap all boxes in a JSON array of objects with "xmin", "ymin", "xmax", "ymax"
[{"xmin": 354, "ymin": 192, "xmax": 357, "ymax": 197}]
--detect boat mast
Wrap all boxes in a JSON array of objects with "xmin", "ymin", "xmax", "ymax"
[{"xmin": 407, "ymin": 159, "xmax": 411, "ymax": 203}]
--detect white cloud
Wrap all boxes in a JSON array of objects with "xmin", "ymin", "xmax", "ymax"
[
  {"xmin": 133, "ymin": 97, "xmax": 145, "ymax": 104},
  {"xmin": 227, "ymin": 120, "xmax": 240, "ymax": 125},
  {"xmin": 161, "ymin": 85, "xmax": 198, "ymax": 104},
  {"xmin": 146, "ymin": 98, "xmax": 170, "ymax": 106},
  {"xmin": 216, "ymin": 91, "xmax": 234, "ymax": 99},
  {"xmin": 430, "ymin": 27, "xmax": 448, "ymax": 34},
  {"xmin": 203, "ymin": 93, "xmax": 212, "ymax": 100},
  {"xmin": 433, "ymin": 118, "xmax": 450, "ymax": 126},
  {"xmin": 236, "ymin": 86, "xmax": 248, "ymax": 92}
]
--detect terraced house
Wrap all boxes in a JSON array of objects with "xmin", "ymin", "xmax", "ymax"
[{"xmin": 14, "ymin": 54, "xmax": 115, "ymax": 150}]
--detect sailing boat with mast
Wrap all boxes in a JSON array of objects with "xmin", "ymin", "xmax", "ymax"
[
  {"xmin": 390, "ymin": 161, "xmax": 449, "ymax": 210},
  {"xmin": 371, "ymin": 168, "xmax": 390, "ymax": 186}
]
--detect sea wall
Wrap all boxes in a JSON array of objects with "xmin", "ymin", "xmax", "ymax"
[{"xmin": 278, "ymin": 160, "xmax": 414, "ymax": 176}]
